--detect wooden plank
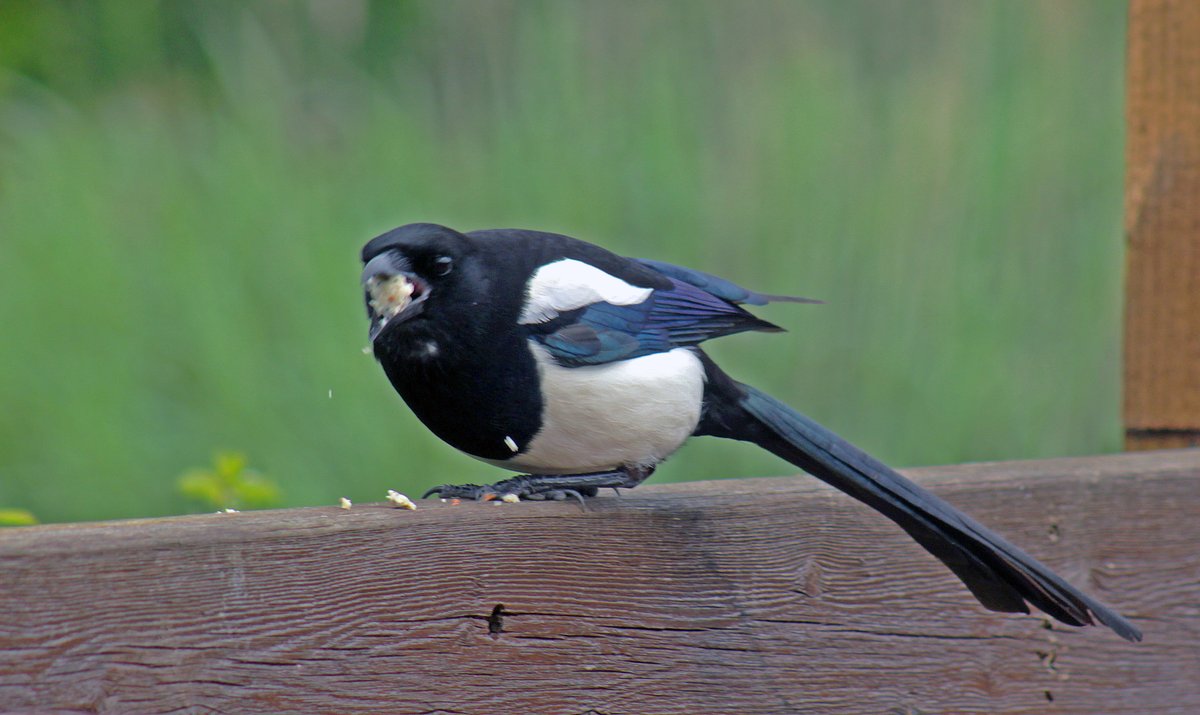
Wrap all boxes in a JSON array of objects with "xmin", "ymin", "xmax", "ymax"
[
  {"xmin": 0, "ymin": 450, "xmax": 1195, "ymax": 714},
  {"xmin": 1124, "ymin": 0, "xmax": 1200, "ymax": 449}
]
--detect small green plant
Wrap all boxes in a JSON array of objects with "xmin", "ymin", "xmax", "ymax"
[
  {"xmin": 178, "ymin": 451, "xmax": 281, "ymax": 511},
  {"xmin": 0, "ymin": 509, "xmax": 38, "ymax": 527}
]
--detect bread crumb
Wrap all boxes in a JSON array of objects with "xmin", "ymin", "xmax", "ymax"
[
  {"xmin": 386, "ymin": 490, "xmax": 416, "ymax": 510},
  {"xmin": 368, "ymin": 275, "xmax": 415, "ymax": 318}
]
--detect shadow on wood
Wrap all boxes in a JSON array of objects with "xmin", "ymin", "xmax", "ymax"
[{"xmin": 1, "ymin": 450, "xmax": 1196, "ymax": 714}]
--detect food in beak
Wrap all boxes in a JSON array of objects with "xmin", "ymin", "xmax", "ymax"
[{"xmin": 367, "ymin": 274, "xmax": 416, "ymax": 320}]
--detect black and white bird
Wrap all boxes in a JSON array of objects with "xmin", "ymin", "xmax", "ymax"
[{"xmin": 361, "ymin": 222, "xmax": 1140, "ymax": 642}]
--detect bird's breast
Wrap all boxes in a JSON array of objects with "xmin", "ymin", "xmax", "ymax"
[{"xmin": 495, "ymin": 343, "xmax": 706, "ymax": 474}]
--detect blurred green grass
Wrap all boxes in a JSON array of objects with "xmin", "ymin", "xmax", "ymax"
[{"xmin": 0, "ymin": 1, "xmax": 1127, "ymax": 523}]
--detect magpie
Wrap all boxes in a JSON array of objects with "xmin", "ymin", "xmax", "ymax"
[{"xmin": 361, "ymin": 222, "xmax": 1141, "ymax": 642}]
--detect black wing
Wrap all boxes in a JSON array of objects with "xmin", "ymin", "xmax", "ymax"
[{"xmin": 529, "ymin": 269, "xmax": 793, "ymax": 367}]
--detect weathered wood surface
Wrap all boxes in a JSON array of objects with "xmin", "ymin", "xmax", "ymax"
[
  {"xmin": 1, "ymin": 450, "xmax": 1196, "ymax": 714},
  {"xmin": 1124, "ymin": 0, "xmax": 1200, "ymax": 450}
]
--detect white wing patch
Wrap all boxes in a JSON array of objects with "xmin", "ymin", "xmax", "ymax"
[{"xmin": 519, "ymin": 259, "xmax": 653, "ymax": 325}]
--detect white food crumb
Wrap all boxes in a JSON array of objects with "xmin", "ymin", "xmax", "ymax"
[
  {"xmin": 339, "ymin": 497, "xmax": 352, "ymax": 510},
  {"xmin": 503, "ymin": 435, "xmax": 519, "ymax": 453},
  {"xmin": 368, "ymin": 275, "xmax": 415, "ymax": 317},
  {"xmin": 362, "ymin": 345, "xmax": 371, "ymax": 355},
  {"xmin": 386, "ymin": 490, "xmax": 416, "ymax": 510},
  {"xmin": 217, "ymin": 508, "xmax": 239, "ymax": 514},
  {"xmin": 501, "ymin": 493, "xmax": 520, "ymax": 504},
  {"xmin": 328, "ymin": 389, "xmax": 333, "ymax": 399}
]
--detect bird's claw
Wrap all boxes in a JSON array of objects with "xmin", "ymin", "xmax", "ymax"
[
  {"xmin": 421, "ymin": 476, "xmax": 597, "ymax": 507},
  {"xmin": 421, "ymin": 483, "xmax": 488, "ymax": 500},
  {"xmin": 420, "ymin": 467, "xmax": 653, "ymax": 508}
]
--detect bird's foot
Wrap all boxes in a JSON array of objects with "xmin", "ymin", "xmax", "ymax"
[{"xmin": 421, "ymin": 466, "xmax": 655, "ymax": 506}]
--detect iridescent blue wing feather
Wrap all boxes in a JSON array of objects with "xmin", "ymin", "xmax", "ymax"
[{"xmin": 532, "ymin": 277, "xmax": 783, "ymax": 367}]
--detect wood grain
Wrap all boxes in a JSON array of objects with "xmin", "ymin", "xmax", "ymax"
[
  {"xmin": 1124, "ymin": 0, "xmax": 1200, "ymax": 449},
  {"xmin": 1, "ymin": 450, "xmax": 1196, "ymax": 714}
]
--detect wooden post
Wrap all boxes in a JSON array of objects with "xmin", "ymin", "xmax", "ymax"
[
  {"xmin": 1, "ymin": 451, "xmax": 1196, "ymax": 714},
  {"xmin": 1124, "ymin": 0, "xmax": 1200, "ymax": 449}
]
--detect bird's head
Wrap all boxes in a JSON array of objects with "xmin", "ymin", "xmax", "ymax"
[{"xmin": 360, "ymin": 223, "xmax": 476, "ymax": 344}]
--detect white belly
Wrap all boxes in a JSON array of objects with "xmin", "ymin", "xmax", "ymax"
[{"xmin": 492, "ymin": 344, "xmax": 706, "ymax": 474}]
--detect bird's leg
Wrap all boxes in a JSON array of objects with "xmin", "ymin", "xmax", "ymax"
[{"xmin": 421, "ymin": 465, "xmax": 655, "ymax": 504}]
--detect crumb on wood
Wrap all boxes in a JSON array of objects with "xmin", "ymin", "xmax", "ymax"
[{"xmin": 386, "ymin": 490, "xmax": 416, "ymax": 510}]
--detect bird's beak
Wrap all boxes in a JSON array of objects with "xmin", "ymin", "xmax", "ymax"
[{"xmin": 362, "ymin": 253, "xmax": 430, "ymax": 342}]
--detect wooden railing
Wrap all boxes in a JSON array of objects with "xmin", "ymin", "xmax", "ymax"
[{"xmin": 2, "ymin": 450, "xmax": 1196, "ymax": 714}]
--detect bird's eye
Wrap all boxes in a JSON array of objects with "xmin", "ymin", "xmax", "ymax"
[{"xmin": 433, "ymin": 255, "xmax": 454, "ymax": 276}]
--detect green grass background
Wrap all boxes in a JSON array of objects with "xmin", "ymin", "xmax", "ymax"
[{"xmin": 0, "ymin": 1, "xmax": 1127, "ymax": 523}]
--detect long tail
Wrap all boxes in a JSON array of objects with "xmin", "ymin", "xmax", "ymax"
[{"xmin": 695, "ymin": 357, "xmax": 1141, "ymax": 641}]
